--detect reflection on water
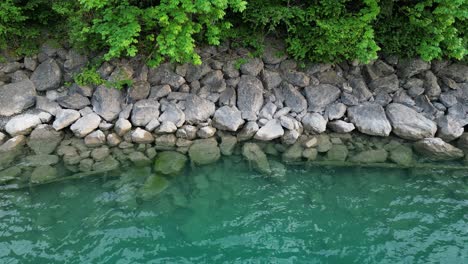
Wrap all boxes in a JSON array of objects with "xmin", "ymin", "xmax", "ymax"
[{"xmin": 1, "ymin": 157, "xmax": 467, "ymax": 263}]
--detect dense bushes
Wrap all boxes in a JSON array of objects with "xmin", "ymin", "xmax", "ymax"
[{"xmin": 1, "ymin": 0, "xmax": 466, "ymax": 64}]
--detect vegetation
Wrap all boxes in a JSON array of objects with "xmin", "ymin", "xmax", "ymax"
[{"xmin": 1, "ymin": 0, "xmax": 466, "ymax": 65}]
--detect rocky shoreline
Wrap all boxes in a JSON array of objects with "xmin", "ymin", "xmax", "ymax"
[{"xmin": 1, "ymin": 42, "xmax": 468, "ymax": 187}]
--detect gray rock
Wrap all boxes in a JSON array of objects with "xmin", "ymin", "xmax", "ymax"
[
  {"xmin": 185, "ymin": 62, "xmax": 211, "ymax": 82},
  {"xmin": 114, "ymin": 118, "xmax": 132, "ymax": 136},
  {"xmin": 368, "ymin": 74, "xmax": 399, "ymax": 93},
  {"xmin": 237, "ymin": 75, "xmax": 264, "ymax": 119},
  {"xmin": 223, "ymin": 61, "xmax": 240, "ymax": 78},
  {"xmin": 131, "ymin": 99, "xmax": 160, "ymax": 127},
  {"xmin": 184, "ymin": 95, "xmax": 215, "ymax": 124},
  {"xmin": 219, "ymin": 135, "xmax": 237, "ymax": 156},
  {"xmin": 259, "ymin": 102, "xmax": 277, "ymax": 120},
  {"xmin": 160, "ymin": 71, "xmax": 185, "ymax": 89},
  {"xmin": 159, "ymin": 103, "xmax": 185, "ymax": 127},
  {"xmin": 279, "ymin": 115, "xmax": 295, "ymax": 130},
  {"xmin": 341, "ymin": 93, "xmax": 359, "ymax": 106},
  {"xmin": 424, "ymin": 71, "xmax": 441, "ymax": 100},
  {"xmin": 262, "ymin": 44, "xmax": 287, "ymax": 65},
  {"xmin": 30, "ymin": 165, "xmax": 58, "ymax": 184},
  {"xmin": 53, "ymin": 109, "xmax": 80, "ymax": 130},
  {"xmin": 201, "ymin": 70, "xmax": 225, "ymax": 92},
  {"xmin": 389, "ymin": 145, "xmax": 413, "ymax": 166},
  {"xmin": 254, "ymin": 119, "xmax": 284, "ymax": 141},
  {"xmin": 328, "ymin": 120, "xmax": 355, "ymax": 133},
  {"xmin": 64, "ymin": 49, "xmax": 87, "ymax": 73},
  {"xmin": 176, "ymin": 125, "xmax": 197, "ymax": 140},
  {"xmin": 0, "ymin": 132, "xmax": 5, "ymax": 145},
  {"xmin": 325, "ymin": 103, "xmax": 346, "ymax": 120},
  {"xmin": 219, "ymin": 86, "xmax": 236, "ymax": 106},
  {"xmin": 188, "ymin": 138, "xmax": 221, "ymax": 165},
  {"xmin": 0, "ymin": 79, "xmax": 36, "ymax": 117},
  {"xmin": 240, "ymin": 58, "xmax": 264, "ymax": 76},
  {"xmin": 92, "ymin": 156, "xmax": 119, "ymax": 172},
  {"xmin": 242, "ymin": 143, "xmax": 271, "ymax": 174},
  {"xmin": 348, "ymin": 76, "xmax": 372, "ymax": 102},
  {"xmin": 197, "ymin": 126, "xmax": 216, "ymax": 138},
  {"xmin": 326, "ymin": 144, "xmax": 348, "ymax": 162},
  {"xmin": 438, "ymin": 63, "xmax": 468, "ymax": 83},
  {"xmin": 281, "ymin": 130, "xmax": 300, "ymax": 145},
  {"xmin": 5, "ymin": 114, "xmax": 42, "ymax": 136},
  {"xmin": 149, "ymin": 84, "xmax": 171, "ymax": 99},
  {"xmin": 30, "ymin": 59, "xmax": 62, "ymax": 91},
  {"xmin": 397, "ymin": 58, "xmax": 430, "ymax": 79},
  {"xmin": 84, "ymin": 130, "xmax": 106, "ymax": 147},
  {"xmin": 261, "ymin": 70, "xmax": 282, "ymax": 90},
  {"xmin": 27, "ymin": 125, "xmax": 63, "ymax": 154},
  {"xmin": 386, "ymin": 103, "xmax": 437, "ymax": 140},
  {"xmin": 155, "ymin": 134, "xmax": 176, "ymax": 150},
  {"xmin": 305, "ymin": 84, "xmax": 341, "ymax": 112},
  {"xmin": 91, "ymin": 146, "xmax": 110, "ymax": 161},
  {"xmin": 436, "ymin": 115, "xmax": 464, "ymax": 142},
  {"xmin": 154, "ymin": 151, "xmax": 187, "ymax": 175},
  {"xmin": 317, "ymin": 70, "xmax": 345, "ymax": 86},
  {"xmin": 414, "ymin": 138, "xmax": 464, "ymax": 161},
  {"xmin": 128, "ymin": 81, "xmax": 150, "ymax": 101},
  {"xmin": 302, "ymin": 113, "xmax": 327, "ymax": 134},
  {"xmin": 92, "ymin": 85, "xmax": 123, "ymax": 122},
  {"xmin": 68, "ymin": 83, "xmax": 93, "ymax": 98},
  {"xmin": 374, "ymin": 91, "xmax": 392, "ymax": 106},
  {"xmin": 212, "ymin": 106, "xmax": 245, "ymax": 132},
  {"xmin": 281, "ymin": 82, "xmax": 307, "ymax": 113},
  {"xmin": 24, "ymin": 154, "xmax": 59, "ymax": 166},
  {"xmin": 348, "ymin": 103, "xmax": 391, "ymax": 136},
  {"xmin": 237, "ymin": 121, "xmax": 259, "ymax": 141},
  {"xmin": 70, "ymin": 113, "xmax": 101, "ymax": 138},
  {"xmin": 57, "ymin": 93, "xmax": 90, "ymax": 110},
  {"xmin": 155, "ymin": 121, "xmax": 177, "ymax": 134},
  {"xmin": 285, "ymin": 71, "xmax": 310, "ymax": 87},
  {"xmin": 439, "ymin": 93, "xmax": 458, "ymax": 108},
  {"xmin": 131, "ymin": 128, "xmax": 154, "ymax": 144},
  {"xmin": 36, "ymin": 96, "xmax": 61, "ymax": 116},
  {"xmin": 392, "ymin": 90, "xmax": 415, "ymax": 106}
]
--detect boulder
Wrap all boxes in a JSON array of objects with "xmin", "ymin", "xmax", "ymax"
[
  {"xmin": 349, "ymin": 149, "xmax": 388, "ymax": 163},
  {"xmin": 282, "ymin": 143, "xmax": 304, "ymax": 162},
  {"xmin": 154, "ymin": 151, "xmax": 188, "ymax": 175},
  {"xmin": 281, "ymin": 82, "xmax": 307, "ymax": 113},
  {"xmin": 397, "ymin": 58, "xmax": 430, "ymax": 79},
  {"xmin": 386, "ymin": 103, "xmax": 437, "ymax": 140},
  {"xmin": 242, "ymin": 143, "xmax": 271, "ymax": 174},
  {"xmin": 305, "ymin": 84, "xmax": 341, "ymax": 112},
  {"xmin": 36, "ymin": 96, "xmax": 61, "ymax": 116},
  {"xmin": 188, "ymin": 138, "xmax": 221, "ymax": 165},
  {"xmin": 84, "ymin": 130, "xmax": 106, "ymax": 147},
  {"xmin": 24, "ymin": 154, "xmax": 59, "ymax": 166},
  {"xmin": 326, "ymin": 144, "xmax": 349, "ymax": 162},
  {"xmin": 0, "ymin": 79, "xmax": 36, "ymax": 117},
  {"xmin": 436, "ymin": 115, "xmax": 464, "ymax": 142},
  {"xmin": 237, "ymin": 75, "xmax": 264, "ymax": 120},
  {"xmin": 70, "ymin": 113, "xmax": 101, "ymax": 138},
  {"xmin": 158, "ymin": 103, "xmax": 185, "ymax": 127},
  {"xmin": 328, "ymin": 120, "xmax": 355, "ymax": 133},
  {"xmin": 219, "ymin": 135, "xmax": 237, "ymax": 156},
  {"xmin": 30, "ymin": 59, "xmax": 62, "ymax": 91},
  {"xmin": 5, "ymin": 114, "xmax": 42, "ymax": 136},
  {"xmin": 285, "ymin": 71, "xmax": 310, "ymax": 87},
  {"xmin": 149, "ymin": 84, "xmax": 172, "ymax": 99},
  {"xmin": 30, "ymin": 165, "xmax": 58, "ymax": 184},
  {"xmin": 128, "ymin": 152, "xmax": 151, "ymax": 167},
  {"xmin": 368, "ymin": 74, "xmax": 399, "ymax": 93},
  {"xmin": 184, "ymin": 95, "xmax": 215, "ymax": 124},
  {"xmin": 438, "ymin": 63, "xmax": 468, "ymax": 83},
  {"xmin": 57, "ymin": 93, "xmax": 90, "ymax": 110},
  {"xmin": 302, "ymin": 113, "xmax": 327, "ymax": 134},
  {"xmin": 197, "ymin": 126, "xmax": 216, "ymax": 138},
  {"xmin": 92, "ymin": 85, "xmax": 123, "ymax": 122},
  {"xmin": 389, "ymin": 145, "xmax": 413, "ymax": 166},
  {"xmin": 261, "ymin": 70, "xmax": 282, "ymax": 90},
  {"xmin": 254, "ymin": 119, "xmax": 284, "ymax": 141},
  {"xmin": 413, "ymin": 138, "xmax": 464, "ymax": 161},
  {"xmin": 128, "ymin": 80, "xmax": 150, "ymax": 101},
  {"xmin": 131, "ymin": 128, "xmax": 154, "ymax": 144},
  {"xmin": 91, "ymin": 146, "xmax": 110, "ymax": 161},
  {"xmin": 240, "ymin": 58, "xmax": 264, "ymax": 76},
  {"xmin": 424, "ymin": 71, "xmax": 441, "ymax": 99},
  {"xmin": 138, "ymin": 175, "xmax": 170, "ymax": 201},
  {"xmin": 237, "ymin": 121, "xmax": 259, "ymax": 141},
  {"xmin": 53, "ymin": 109, "xmax": 80, "ymax": 130},
  {"xmin": 325, "ymin": 103, "xmax": 346, "ymax": 120},
  {"xmin": 348, "ymin": 76, "xmax": 373, "ymax": 102},
  {"xmin": 212, "ymin": 106, "xmax": 245, "ymax": 132},
  {"xmin": 27, "ymin": 125, "xmax": 63, "ymax": 154},
  {"xmin": 348, "ymin": 103, "xmax": 391, "ymax": 136},
  {"xmin": 131, "ymin": 99, "xmax": 160, "ymax": 127},
  {"xmin": 0, "ymin": 135, "xmax": 26, "ymax": 168},
  {"xmin": 92, "ymin": 156, "xmax": 120, "ymax": 172}
]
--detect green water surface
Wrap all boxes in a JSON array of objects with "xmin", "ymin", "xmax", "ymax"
[{"xmin": 1, "ymin": 158, "xmax": 467, "ymax": 263}]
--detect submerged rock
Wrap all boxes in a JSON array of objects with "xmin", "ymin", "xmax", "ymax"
[
  {"xmin": 154, "ymin": 151, "xmax": 188, "ymax": 175},
  {"xmin": 188, "ymin": 138, "xmax": 221, "ymax": 165},
  {"xmin": 30, "ymin": 165, "xmax": 58, "ymax": 184},
  {"xmin": 326, "ymin": 144, "xmax": 348, "ymax": 162},
  {"xmin": 389, "ymin": 145, "xmax": 413, "ymax": 166},
  {"xmin": 413, "ymin": 138, "xmax": 464, "ymax": 161},
  {"xmin": 138, "ymin": 175, "xmax": 170, "ymax": 201},
  {"xmin": 242, "ymin": 143, "xmax": 271, "ymax": 174},
  {"xmin": 349, "ymin": 149, "xmax": 388, "ymax": 163}
]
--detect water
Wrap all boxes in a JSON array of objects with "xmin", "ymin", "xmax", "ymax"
[{"xmin": 1, "ymin": 157, "xmax": 467, "ymax": 263}]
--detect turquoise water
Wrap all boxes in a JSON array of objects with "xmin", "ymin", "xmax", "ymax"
[{"xmin": 1, "ymin": 158, "xmax": 467, "ymax": 263}]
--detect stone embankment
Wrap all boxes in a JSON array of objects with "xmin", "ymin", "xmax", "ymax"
[{"xmin": 0, "ymin": 42, "xmax": 468, "ymax": 186}]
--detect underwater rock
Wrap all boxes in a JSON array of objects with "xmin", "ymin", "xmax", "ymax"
[
  {"xmin": 326, "ymin": 144, "xmax": 349, "ymax": 162},
  {"xmin": 242, "ymin": 143, "xmax": 271, "ymax": 174},
  {"xmin": 349, "ymin": 149, "xmax": 388, "ymax": 163},
  {"xmin": 189, "ymin": 138, "xmax": 221, "ymax": 165},
  {"xmin": 154, "ymin": 151, "xmax": 187, "ymax": 175},
  {"xmin": 138, "ymin": 174, "xmax": 170, "ymax": 201},
  {"xmin": 389, "ymin": 145, "xmax": 413, "ymax": 166},
  {"xmin": 30, "ymin": 165, "xmax": 58, "ymax": 184}
]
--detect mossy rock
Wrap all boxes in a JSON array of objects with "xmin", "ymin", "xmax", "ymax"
[
  {"xmin": 188, "ymin": 138, "xmax": 221, "ymax": 165},
  {"xmin": 326, "ymin": 144, "xmax": 348, "ymax": 162},
  {"xmin": 0, "ymin": 167, "xmax": 22, "ymax": 184},
  {"xmin": 30, "ymin": 165, "xmax": 58, "ymax": 184},
  {"xmin": 389, "ymin": 145, "xmax": 413, "ymax": 166},
  {"xmin": 349, "ymin": 149, "xmax": 388, "ymax": 163},
  {"xmin": 138, "ymin": 174, "xmax": 170, "ymax": 201},
  {"xmin": 154, "ymin": 151, "xmax": 187, "ymax": 175}
]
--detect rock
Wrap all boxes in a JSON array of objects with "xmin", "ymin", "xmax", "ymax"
[
  {"xmin": 439, "ymin": 93, "xmax": 458, "ymax": 108},
  {"xmin": 92, "ymin": 85, "xmax": 123, "ymax": 122},
  {"xmin": 185, "ymin": 62, "xmax": 211, "ymax": 83},
  {"xmin": 84, "ymin": 130, "xmax": 106, "ymax": 147},
  {"xmin": 285, "ymin": 71, "xmax": 309, "ymax": 87},
  {"xmin": 159, "ymin": 103, "xmax": 185, "ymax": 127},
  {"xmin": 316, "ymin": 135, "xmax": 332, "ymax": 153},
  {"xmin": 176, "ymin": 125, "xmax": 197, "ymax": 140},
  {"xmin": 155, "ymin": 134, "xmax": 176, "ymax": 150},
  {"xmin": 305, "ymin": 84, "xmax": 341, "ymax": 112},
  {"xmin": 262, "ymin": 44, "xmax": 287, "ymax": 64},
  {"xmin": 281, "ymin": 82, "xmax": 307, "ymax": 113},
  {"xmin": 348, "ymin": 103, "xmax": 391, "ymax": 137},
  {"xmin": 138, "ymin": 175, "xmax": 170, "ymax": 201},
  {"xmin": 457, "ymin": 133, "xmax": 468, "ymax": 151},
  {"xmin": 128, "ymin": 80, "xmax": 150, "ymax": 101},
  {"xmin": 348, "ymin": 76, "xmax": 373, "ymax": 102},
  {"xmin": 36, "ymin": 96, "xmax": 61, "ymax": 116},
  {"xmin": 64, "ymin": 49, "xmax": 87, "ymax": 73},
  {"xmin": 368, "ymin": 74, "xmax": 399, "ymax": 93},
  {"xmin": 27, "ymin": 125, "xmax": 63, "ymax": 154},
  {"xmin": 242, "ymin": 143, "xmax": 271, "ymax": 174},
  {"xmin": 130, "ymin": 99, "xmax": 160, "ymax": 127},
  {"xmin": 397, "ymin": 58, "xmax": 430, "ymax": 79},
  {"xmin": 149, "ymin": 84, "xmax": 172, "ymax": 99},
  {"xmin": 281, "ymin": 130, "xmax": 300, "ymax": 145},
  {"xmin": 259, "ymin": 102, "xmax": 277, "ymax": 120},
  {"xmin": 0, "ymin": 167, "xmax": 21, "ymax": 184},
  {"xmin": 261, "ymin": 70, "xmax": 282, "ymax": 90},
  {"xmin": 302, "ymin": 113, "xmax": 327, "ymax": 134},
  {"xmin": 303, "ymin": 137, "xmax": 318, "ymax": 148},
  {"xmin": 92, "ymin": 156, "xmax": 119, "ymax": 172},
  {"xmin": 350, "ymin": 149, "xmax": 388, "ymax": 163},
  {"xmin": 0, "ymin": 132, "xmax": 5, "ymax": 145},
  {"xmin": 219, "ymin": 86, "xmax": 236, "ymax": 106},
  {"xmin": 237, "ymin": 121, "xmax": 259, "ymax": 141},
  {"xmin": 30, "ymin": 166, "xmax": 58, "ymax": 184},
  {"xmin": 328, "ymin": 120, "xmax": 355, "ymax": 133},
  {"xmin": 0, "ymin": 135, "xmax": 26, "ymax": 167},
  {"xmin": 437, "ymin": 115, "xmax": 464, "ymax": 142},
  {"xmin": 57, "ymin": 93, "xmax": 90, "ymax": 110},
  {"xmin": 424, "ymin": 71, "xmax": 441, "ymax": 99},
  {"xmin": 30, "ymin": 59, "xmax": 62, "ymax": 91},
  {"xmin": 414, "ymin": 138, "xmax": 464, "ymax": 161},
  {"xmin": 197, "ymin": 126, "xmax": 216, "ymax": 138},
  {"xmin": 53, "ymin": 109, "xmax": 80, "ymax": 130},
  {"xmin": 389, "ymin": 145, "xmax": 413, "ymax": 166},
  {"xmin": 282, "ymin": 143, "xmax": 304, "ymax": 162},
  {"xmin": 438, "ymin": 63, "xmax": 468, "ymax": 83},
  {"xmin": 220, "ymin": 135, "xmax": 237, "ymax": 155},
  {"xmin": 184, "ymin": 95, "xmax": 215, "ymax": 124},
  {"xmin": 201, "ymin": 70, "xmax": 225, "ymax": 92},
  {"xmin": 79, "ymin": 158, "xmax": 94, "ymax": 172},
  {"xmin": 325, "ymin": 103, "xmax": 346, "ymax": 120},
  {"xmin": 128, "ymin": 152, "xmax": 151, "ymax": 167},
  {"xmin": 326, "ymin": 144, "xmax": 348, "ymax": 162},
  {"xmin": 145, "ymin": 119, "xmax": 161, "ymax": 132},
  {"xmin": 155, "ymin": 121, "xmax": 176, "ymax": 134},
  {"xmin": 212, "ymin": 106, "xmax": 245, "ymax": 132},
  {"xmin": 240, "ymin": 58, "xmax": 264, "ymax": 76},
  {"xmin": 237, "ymin": 75, "xmax": 264, "ymax": 119},
  {"xmin": 386, "ymin": 103, "xmax": 437, "ymax": 140},
  {"xmin": 254, "ymin": 119, "xmax": 284, "ymax": 141},
  {"xmin": 114, "ymin": 118, "xmax": 132, "ymax": 136},
  {"xmin": 91, "ymin": 146, "xmax": 110, "ymax": 161},
  {"xmin": 5, "ymin": 114, "xmax": 42, "ymax": 136},
  {"xmin": 279, "ymin": 115, "xmax": 295, "ymax": 130},
  {"xmin": 23, "ymin": 154, "xmax": 59, "ymax": 166},
  {"xmin": 188, "ymin": 138, "xmax": 221, "ymax": 165},
  {"xmin": 303, "ymin": 148, "xmax": 318, "ymax": 161},
  {"xmin": 70, "ymin": 113, "xmax": 101, "ymax": 138},
  {"xmin": 223, "ymin": 61, "xmax": 240, "ymax": 78},
  {"xmin": 154, "ymin": 151, "xmax": 188, "ymax": 175},
  {"xmin": 161, "ymin": 71, "xmax": 185, "ymax": 88},
  {"xmin": 0, "ymin": 79, "xmax": 36, "ymax": 117},
  {"xmin": 131, "ymin": 128, "xmax": 154, "ymax": 144}
]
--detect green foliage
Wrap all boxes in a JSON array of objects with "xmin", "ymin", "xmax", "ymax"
[{"xmin": 74, "ymin": 66, "xmax": 104, "ymax": 87}]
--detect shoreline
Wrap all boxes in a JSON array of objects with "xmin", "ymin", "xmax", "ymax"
[{"xmin": 1, "ymin": 42, "xmax": 468, "ymax": 188}]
